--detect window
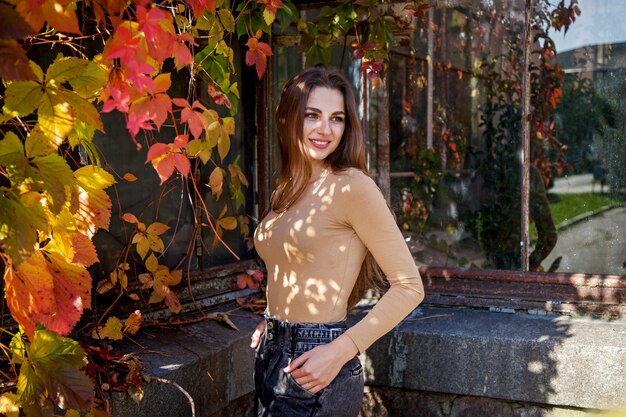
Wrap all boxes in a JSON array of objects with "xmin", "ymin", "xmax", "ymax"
[{"xmin": 263, "ymin": 0, "xmax": 625, "ymax": 316}]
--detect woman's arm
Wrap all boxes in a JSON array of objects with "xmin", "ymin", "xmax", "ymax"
[{"xmin": 341, "ymin": 171, "xmax": 425, "ymax": 353}]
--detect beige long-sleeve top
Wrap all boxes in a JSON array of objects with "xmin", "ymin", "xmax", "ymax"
[{"xmin": 254, "ymin": 168, "xmax": 424, "ymax": 353}]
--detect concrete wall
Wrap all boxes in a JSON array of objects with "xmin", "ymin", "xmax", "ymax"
[{"xmin": 111, "ymin": 307, "xmax": 626, "ymax": 417}]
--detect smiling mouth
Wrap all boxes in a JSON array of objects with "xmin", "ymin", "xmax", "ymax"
[{"xmin": 309, "ymin": 138, "xmax": 331, "ymax": 149}]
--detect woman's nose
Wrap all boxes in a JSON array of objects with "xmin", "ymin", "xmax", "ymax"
[{"xmin": 316, "ymin": 118, "xmax": 331, "ymax": 134}]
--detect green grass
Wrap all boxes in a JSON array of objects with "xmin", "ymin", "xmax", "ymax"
[
  {"xmin": 547, "ymin": 193, "xmax": 624, "ymax": 226},
  {"xmin": 529, "ymin": 193, "xmax": 623, "ymax": 239}
]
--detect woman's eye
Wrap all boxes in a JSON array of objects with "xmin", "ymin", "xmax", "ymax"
[
  {"xmin": 332, "ymin": 117, "xmax": 345, "ymax": 123},
  {"xmin": 305, "ymin": 113, "xmax": 318, "ymax": 119}
]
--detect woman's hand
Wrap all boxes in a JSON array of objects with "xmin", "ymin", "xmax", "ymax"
[
  {"xmin": 283, "ymin": 334, "xmax": 359, "ymax": 394},
  {"xmin": 250, "ymin": 320, "xmax": 266, "ymax": 349}
]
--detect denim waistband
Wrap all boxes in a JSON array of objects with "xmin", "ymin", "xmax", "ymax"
[{"xmin": 264, "ymin": 316, "xmax": 347, "ymax": 355}]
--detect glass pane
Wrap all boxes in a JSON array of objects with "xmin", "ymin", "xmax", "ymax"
[
  {"xmin": 268, "ymin": 0, "xmax": 626, "ymax": 276},
  {"xmin": 391, "ymin": 0, "xmax": 625, "ymax": 275},
  {"xmin": 544, "ymin": 0, "xmax": 626, "ymax": 275}
]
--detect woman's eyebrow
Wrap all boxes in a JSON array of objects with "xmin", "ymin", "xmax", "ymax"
[{"xmin": 304, "ymin": 106, "xmax": 345, "ymax": 115}]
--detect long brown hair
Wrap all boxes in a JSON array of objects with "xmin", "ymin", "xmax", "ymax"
[{"xmin": 271, "ymin": 65, "xmax": 383, "ymax": 309}]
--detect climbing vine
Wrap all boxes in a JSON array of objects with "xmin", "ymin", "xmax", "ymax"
[{"xmin": 0, "ymin": 0, "xmax": 426, "ymax": 414}]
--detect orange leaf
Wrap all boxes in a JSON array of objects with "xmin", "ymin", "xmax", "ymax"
[
  {"xmin": 122, "ymin": 212, "xmax": 139, "ymax": 224},
  {"xmin": 208, "ymin": 167, "xmax": 224, "ymax": 199},
  {"xmin": 70, "ymin": 233, "xmax": 99, "ymax": 266},
  {"xmin": 123, "ymin": 172, "xmax": 138, "ymax": 182},
  {"xmin": 42, "ymin": 0, "xmax": 82, "ymax": 34},
  {"xmin": 123, "ymin": 310, "xmax": 142, "ymax": 334},
  {"xmin": 245, "ymin": 37, "xmax": 273, "ymax": 79}
]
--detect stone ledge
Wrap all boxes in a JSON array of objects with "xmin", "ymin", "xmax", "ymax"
[
  {"xmin": 111, "ymin": 307, "xmax": 626, "ymax": 416},
  {"xmin": 112, "ymin": 310, "xmax": 260, "ymax": 417},
  {"xmin": 360, "ymin": 307, "xmax": 626, "ymax": 411}
]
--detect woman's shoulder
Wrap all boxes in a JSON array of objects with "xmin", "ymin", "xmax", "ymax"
[{"xmin": 331, "ymin": 168, "xmax": 380, "ymax": 194}]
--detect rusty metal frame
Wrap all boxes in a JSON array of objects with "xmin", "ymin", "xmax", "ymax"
[{"xmin": 419, "ymin": 266, "xmax": 626, "ymax": 316}]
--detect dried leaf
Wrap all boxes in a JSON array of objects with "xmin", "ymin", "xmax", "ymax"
[
  {"xmin": 207, "ymin": 312, "xmax": 239, "ymax": 331},
  {"xmin": 208, "ymin": 167, "xmax": 224, "ymax": 199},
  {"xmin": 123, "ymin": 310, "xmax": 142, "ymax": 334}
]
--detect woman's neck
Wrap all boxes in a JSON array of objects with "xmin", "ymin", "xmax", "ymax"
[{"xmin": 310, "ymin": 161, "xmax": 327, "ymax": 179}]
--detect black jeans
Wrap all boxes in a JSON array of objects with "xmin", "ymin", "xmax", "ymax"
[{"xmin": 254, "ymin": 317, "xmax": 365, "ymax": 417}]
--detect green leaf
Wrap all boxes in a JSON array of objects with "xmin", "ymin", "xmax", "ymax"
[
  {"xmin": 195, "ymin": 12, "xmax": 217, "ymax": 31},
  {"xmin": 16, "ymin": 359, "xmax": 46, "ymax": 406},
  {"xmin": 0, "ymin": 197, "xmax": 47, "ymax": 263},
  {"xmin": 187, "ymin": 138, "xmax": 213, "ymax": 164},
  {"xmin": 25, "ymin": 127, "xmax": 57, "ymax": 158},
  {"xmin": 9, "ymin": 331, "xmax": 26, "ymax": 365},
  {"xmin": 29, "ymin": 153, "xmax": 75, "ymax": 214},
  {"xmin": 29, "ymin": 61, "xmax": 44, "ymax": 83},
  {"xmin": 45, "ymin": 56, "xmax": 89, "ymax": 87},
  {"xmin": 28, "ymin": 329, "xmax": 94, "ymax": 410},
  {"xmin": 56, "ymin": 89, "xmax": 104, "ymax": 132},
  {"xmin": 0, "ymin": 132, "xmax": 25, "ymax": 166},
  {"xmin": 3, "ymin": 81, "xmax": 43, "ymax": 118},
  {"xmin": 217, "ymin": 9, "xmax": 235, "ymax": 32},
  {"xmin": 235, "ymin": 12, "xmax": 248, "ymax": 38},
  {"xmin": 217, "ymin": 132, "xmax": 230, "ymax": 160},
  {"xmin": 68, "ymin": 60, "xmax": 107, "ymax": 99},
  {"xmin": 68, "ymin": 119, "xmax": 96, "ymax": 149}
]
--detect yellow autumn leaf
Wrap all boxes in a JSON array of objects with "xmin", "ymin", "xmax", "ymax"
[
  {"xmin": 217, "ymin": 127, "xmax": 230, "ymax": 160},
  {"xmin": 73, "ymin": 165, "xmax": 115, "ymax": 236},
  {"xmin": 146, "ymin": 222, "xmax": 169, "ymax": 236},
  {"xmin": 218, "ymin": 216, "xmax": 238, "ymax": 230},
  {"xmin": 0, "ymin": 392, "xmax": 20, "ymax": 417},
  {"xmin": 92, "ymin": 317, "xmax": 123, "ymax": 340},
  {"xmin": 38, "ymin": 90, "xmax": 76, "ymax": 142},
  {"xmin": 145, "ymin": 253, "xmax": 159, "ymax": 273}
]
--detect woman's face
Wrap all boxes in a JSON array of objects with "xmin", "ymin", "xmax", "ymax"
[{"xmin": 302, "ymin": 86, "xmax": 346, "ymax": 169}]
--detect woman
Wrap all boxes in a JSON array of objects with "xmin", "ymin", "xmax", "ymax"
[{"xmin": 252, "ymin": 66, "xmax": 424, "ymax": 417}]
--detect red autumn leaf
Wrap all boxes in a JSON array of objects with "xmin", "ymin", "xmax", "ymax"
[
  {"xmin": 245, "ymin": 37, "xmax": 273, "ymax": 79},
  {"xmin": 173, "ymin": 41, "xmax": 193, "ymax": 69},
  {"xmin": 130, "ymin": 93, "xmax": 172, "ymax": 130},
  {"xmin": 136, "ymin": 5, "xmax": 176, "ymax": 63},
  {"xmin": 208, "ymin": 84, "xmax": 232, "ymax": 109},
  {"xmin": 184, "ymin": 0, "xmax": 218, "ymax": 18},
  {"xmin": 146, "ymin": 135, "xmax": 190, "ymax": 184},
  {"xmin": 126, "ymin": 110, "xmax": 154, "ymax": 138},
  {"xmin": 123, "ymin": 172, "xmax": 138, "ymax": 182},
  {"xmin": 101, "ymin": 86, "xmax": 132, "ymax": 113},
  {"xmin": 5, "ymin": 251, "xmax": 91, "ymax": 338},
  {"xmin": 104, "ymin": 24, "xmax": 142, "ymax": 62},
  {"xmin": 180, "ymin": 106, "xmax": 208, "ymax": 138}
]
